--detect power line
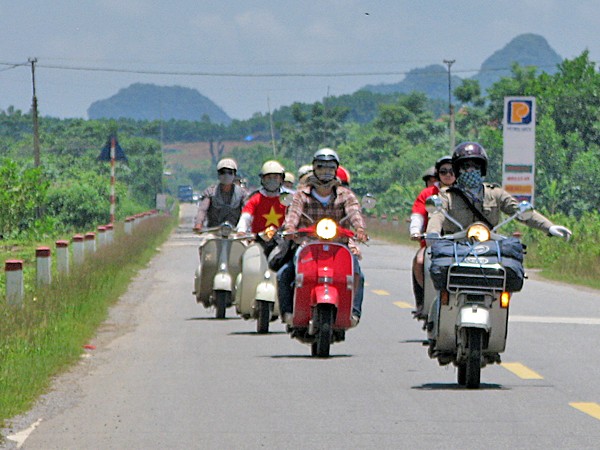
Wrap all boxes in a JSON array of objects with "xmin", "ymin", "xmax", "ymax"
[{"xmin": 0, "ymin": 60, "xmax": 563, "ymax": 78}]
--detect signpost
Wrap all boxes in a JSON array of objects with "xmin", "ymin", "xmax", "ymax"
[
  {"xmin": 502, "ymin": 97, "xmax": 536, "ymax": 204},
  {"xmin": 98, "ymin": 135, "xmax": 127, "ymax": 223}
]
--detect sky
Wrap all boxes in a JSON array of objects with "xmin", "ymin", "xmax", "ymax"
[{"xmin": 1, "ymin": 1, "xmax": 598, "ymax": 121}]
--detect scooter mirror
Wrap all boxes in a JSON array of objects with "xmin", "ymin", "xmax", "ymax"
[
  {"xmin": 279, "ymin": 192, "xmax": 293, "ymax": 207},
  {"xmin": 516, "ymin": 201, "xmax": 534, "ymax": 221},
  {"xmin": 361, "ymin": 194, "xmax": 377, "ymax": 211},
  {"xmin": 425, "ymin": 195, "xmax": 443, "ymax": 214}
]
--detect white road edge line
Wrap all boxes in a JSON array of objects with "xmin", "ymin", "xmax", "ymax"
[
  {"xmin": 509, "ymin": 315, "xmax": 600, "ymax": 325},
  {"xmin": 7, "ymin": 418, "xmax": 43, "ymax": 448}
]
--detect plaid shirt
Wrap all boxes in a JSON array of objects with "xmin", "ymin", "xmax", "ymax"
[{"xmin": 284, "ymin": 185, "xmax": 366, "ymax": 233}]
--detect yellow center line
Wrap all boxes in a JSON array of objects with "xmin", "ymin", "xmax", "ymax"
[
  {"xmin": 500, "ymin": 362, "xmax": 544, "ymax": 379},
  {"xmin": 570, "ymin": 402, "xmax": 600, "ymax": 421},
  {"xmin": 372, "ymin": 289, "xmax": 390, "ymax": 296},
  {"xmin": 394, "ymin": 301, "xmax": 413, "ymax": 309}
]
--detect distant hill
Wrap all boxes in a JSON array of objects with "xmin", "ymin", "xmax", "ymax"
[
  {"xmin": 361, "ymin": 33, "xmax": 563, "ymax": 100},
  {"xmin": 87, "ymin": 83, "xmax": 232, "ymax": 124}
]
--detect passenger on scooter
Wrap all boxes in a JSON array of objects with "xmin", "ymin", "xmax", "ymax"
[
  {"xmin": 410, "ymin": 156, "xmax": 455, "ymax": 319},
  {"xmin": 277, "ymin": 148, "xmax": 368, "ymax": 326},
  {"xmin": 236, "ymin": 160, "xmax": 287, "ymax": 238},
  {"xmin": 194, "ymin": 158, "xmax": 247, "ymax": 231},
  {"xmin": 426, "ymin": 142, "xmax": 572, "ymax": 239},
  {"xmin": 297, "ymin": 165, "xmax": 313, "ymax": 187},
  {"xmin": 283, "ymin": 172, "xmax": 296, "ymax": 190}
]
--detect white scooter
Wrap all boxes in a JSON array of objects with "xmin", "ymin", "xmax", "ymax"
[
  {"xmin": 234, "ymin": 227, "xmax": 280, "ymax": 333},
  {"xmin": 193, "ymin": 222, "xmax": 247, "ymax": 319},
  {"xmin": 422, "ymin": 196, "xmax": 532, "ymax": 388}
]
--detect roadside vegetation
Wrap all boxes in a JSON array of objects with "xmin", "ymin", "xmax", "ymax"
[{"xmin": 0, "ymin": 215, "xmax": 176, "ymax": 427}]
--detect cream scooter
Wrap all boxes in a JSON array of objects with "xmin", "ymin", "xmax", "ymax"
[
  {"xmin": 233, "ymin": 227, "xmax": 280, "ymax": 333},
  {"xmin": 193, "ymin": 222, "xmax": 247, "ymax": 319}
]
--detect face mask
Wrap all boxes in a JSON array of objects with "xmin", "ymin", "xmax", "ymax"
[
  {"xmin": 457, "ymin": 169, "xmax": 483, "ymax": 190},
  {"xmin": 218, "ymin": 173, "xmax": 235, "ymax": 185},
  {"xmin": 262, "ymin": 178, "xmax": 281, "ymax": 192},
  {"xmin": 314, "ymin": 165, "xmax": 337, "ymax": 182}
]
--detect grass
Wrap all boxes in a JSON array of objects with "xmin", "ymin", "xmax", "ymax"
[{"xmin": 0, "ymin": 214, "xmax": 177, "ymax": 427}]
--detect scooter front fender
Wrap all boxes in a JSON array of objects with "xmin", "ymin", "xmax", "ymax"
[
  {"xmin": 313, "ymin": 284, "xmax": 339, "ymax": 307},
  {"xmin": 256, "ymin": 279, "xmax": 277, "ymax": 302},
  {"xmin": 214, "ymin": 272, "xmax": 233, "ymax": 292},
  {"xmin": 458, "ymin": 305, "xmax": 491, "ymax": 331}
]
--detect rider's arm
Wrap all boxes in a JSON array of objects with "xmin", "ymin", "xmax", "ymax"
[
  {"xmin": 236, "ymin": 212, "xmax": 253, "ymax": 233},
  {"xmin": 194, "ymin": 187, "xmax": 214, "ymax": 229},
  {"xmin": 282, "ymin": 190, "xmax": 304, "ymax": 232},
  {"xmin": 496, "ymin": 188, "xmax": 553, "ymax": 233}
]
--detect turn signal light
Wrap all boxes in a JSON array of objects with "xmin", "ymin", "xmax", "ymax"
[
  {"xmin": 500, "ymin": 292, "xmax": 511, "ymax": 308},
  {"xmin": 440, "ymin": 290, "xmax": 450, "ymax": 305}
]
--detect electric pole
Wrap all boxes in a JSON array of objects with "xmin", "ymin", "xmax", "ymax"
[
  {"xmin": 443, "ymin": 59, "xmax": 456, "ymax": 151},
  {"xmin": 29, "ymin": 57, "xmax": 41, "ymax": 167}
]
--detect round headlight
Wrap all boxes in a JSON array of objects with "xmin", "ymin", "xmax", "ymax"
[
  {"xmin": 315, "ymin": 218, "xmax": 337, "ymax": 240},
  {"xmin": 467, "ymin": 223, "xmax": 490, "ymax": 242},
  {"xmin": 220, "ymin": 223, "xmax": 233, "ymax": 237}
]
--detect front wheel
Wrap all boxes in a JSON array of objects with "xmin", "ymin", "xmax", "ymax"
[
  {"xmin": 465, "ymin": 328, "xmax": 483, "ymax": 389},
  {"xmin": 312, "ymin": 305, "xmax": 334, "ymax": 358},
  {"xmin": 256, "ymin": 300, "xmax": 273, "ymax": 334},
  {"xmin": 215, "ymin": 290, "xmax": 230, "ymax": 319}
]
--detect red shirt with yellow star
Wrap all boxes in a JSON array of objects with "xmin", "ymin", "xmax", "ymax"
[{"xmin": 242, "ymin": 192, "xmax": 286, "ymax": 233}]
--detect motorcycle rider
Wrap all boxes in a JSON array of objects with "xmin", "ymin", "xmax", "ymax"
[
  {"xmin": 194, "ymin": 158, "xmax": 247, "ymax": 231},
  {"xmin": 297, "ymin": 164, "xmax": 313, "ymax": 186},
  {"xmin": 283, "ymin": 172, "xmax": 296, "ymax": 190},
  {"xmin": 422, "ymin": 166, "xmax": 437, "ymax": 188},
  {"xmin": 426, "ymin": 142, "xmax": 572, "ymax": 240},
  {"xmin": 236, "ymin": 160, "xmax": 287, "ymax": 236},
  {"xmin": 278, "ymin": 148, "xmax": 368, "ymax": 326},
  {"xmin": 410, "ymin": 156, "xmax": 456, "ymax": 319}
]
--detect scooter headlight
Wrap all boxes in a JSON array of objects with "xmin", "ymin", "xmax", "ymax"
[
  {"xmin": 220, "ymin": 223, "xmax": 233, "ymax": 237},
  {"xmin": 467, "ymin": 223, "xmax": 490, "ymax": 242},
  {"xmin": 316, "ymin": 218, "xmax": 337, "ymax": 240}
]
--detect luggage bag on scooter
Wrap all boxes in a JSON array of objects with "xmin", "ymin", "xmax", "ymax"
[{"xmin": 429, "ymin": 238, "xmax": 525, "ymax": 292}]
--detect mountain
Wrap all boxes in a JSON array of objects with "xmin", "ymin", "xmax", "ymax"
[
  {"xmin": 87, "ymin": 83, "xmax": 231, "ymax": 124},
  {"xmin": 361, "ymin": 34, "xmax": 563, "ymax": 100},
  {"xmin": 472, "ymin": 33, "xmax": 563, "ymax": 91}
]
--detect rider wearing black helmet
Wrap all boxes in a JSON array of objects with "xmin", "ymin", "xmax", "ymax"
[{"xmin": 426, "ymin": 142, "xmax": 572, "ymax": 239}]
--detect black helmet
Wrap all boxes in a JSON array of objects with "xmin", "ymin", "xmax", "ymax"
[
  {"xmin": 452, "ymin": 142, "xmax": 488, "ymax": 176},
  {"xmin": 435, "ymin": 156, "xmax": 453, "ymax": 173}
]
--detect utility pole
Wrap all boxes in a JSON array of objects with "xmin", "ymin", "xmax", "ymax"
[
  {"xmin": 267, "ymin": 96, "xmax": 277, "ymax": 157},
  {"xmin": 443, "ymin": 59, "xmax": 456, "ymax": 151},
  {"xmin": 29, "ymin": 57, "xmax": 41, "ymax": 167}
]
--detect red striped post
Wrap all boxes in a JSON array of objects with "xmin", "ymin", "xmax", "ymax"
[
  {"xmin": 110, "ymin": 136, "xmax": 116, "ymax": 224},
  {"xmin": 56, "ymin": 240, "xmax": 70, "ymax": 275},
  {"xmin": 72, "ymin": 234, "xmax": 85, "ymax": 265},
  {"xmin": 36, "ymin": 246, "xmax": 52, "ymax": 286},
  {"xmin": 5, "ymin": 260, "xmax": 24, "ymax": 306}
]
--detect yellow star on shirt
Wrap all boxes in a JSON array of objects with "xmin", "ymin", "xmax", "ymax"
[{"xmin": 262, "ymin": 206, "xmax": 283, "ymax": 227}]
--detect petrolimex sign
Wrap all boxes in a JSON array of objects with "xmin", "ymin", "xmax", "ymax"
[{"xmin": 503, "ymin": 97, "xmax": 536, "ymax": 204}]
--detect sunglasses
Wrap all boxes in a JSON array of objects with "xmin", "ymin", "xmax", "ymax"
[
  {"xmin": 315, "ymin": 163, "xmax": 337, "ymax": 170},
  {"xmin": 218, "ymin": 169, "xmax": 235, "ymax": 175},
  {"xmin": 438, "ymin": 169, "xmax": 454, "ymax": 175},
  {"xmin": 460, "ymin": 161, "xmax": 481, "ymax": 170}
]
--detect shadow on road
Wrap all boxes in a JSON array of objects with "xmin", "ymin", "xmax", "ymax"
[
  {"xmin": 185, "ymin": 316, "xmax": 241, "ymax": 321},
  {"xmin": 229, "ymin": 330, "xmax": 287, "ymax": 336},
  {"xmin": 413, "ymin": 382, "xmax": 507, "ymax": 391},
  {"xmin": 269, "ymin": 353, "xmax": 353, "ymax": 359}
]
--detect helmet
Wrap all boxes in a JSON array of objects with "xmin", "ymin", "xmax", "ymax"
[
  {"xmin": 452, "ymin": 142, "xmax": 488, "ymax": 176},
  {"xmin": 312, "ymin": 148, "xmax": 340, "ymax": 166},
  {"xmin": 421, "ymin": 166, "xmax": 436, "ymax": 182},
  {"xmin": 217, "ymin": 158, "xmax": 238, "ymax": 172},
  {"xmin": 260, "ymin": 160, "xmax": 285, "ymax": 177},
  {"xmin": 336, "ymin": 166, "xmax": 351, "ymax": 185},
  {"xmin": 298, "ymin": 165, "xmax": 313, "ymax": 179},
  {"xmin": 435, "ymin": 155, "xmax": 453, "ymax": 172},
  {"xmin": 284, "ymin": 172, "xmax": 295, "ymax": 184}
]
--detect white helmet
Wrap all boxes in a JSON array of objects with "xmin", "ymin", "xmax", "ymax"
[
  {"xmin": 217, "ymin": 158, "xmax": 237, "ymax": 172},
  {"xmin": 297, "ymin": 165, "xmax": 313, "ymax": 178},
  {"xmin": 260, "ymin": 160, "xmax": 285, "ymax": 177},
  {"xmin": 284, "ymin": 172, "xmax": 295, "ymax": 184},
  {"xmin": 312, "ymin": 148, "xmax": 340, "ymax": 165}
]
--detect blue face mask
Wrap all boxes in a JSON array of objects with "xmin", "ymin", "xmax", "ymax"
[
  {"xmin": 218, "ymin": 173, "xmax": 235, "ymax": 185},
  {"xmin": 457, "ymin": 169, "xmax": 483, "ymax": 190}
]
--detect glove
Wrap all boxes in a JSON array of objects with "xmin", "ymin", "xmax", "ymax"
[
  {"xmin": 410, "ymin": 233, "xmax": 422, "ymax": 241},
  {"xmin": 549, "ymin": 225, "xmax": 572, "ymax": 241},
  {"xmin": 193, "ymin": 225, "xmax": 203, "ymax": 233}
]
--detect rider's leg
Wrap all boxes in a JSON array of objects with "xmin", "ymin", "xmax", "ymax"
[
  {"xmin": 352, "ymin": 256, "xmax": 365, "ymax": 323},
  {"xmin": 412, "ymin": 246, "xmax": 425, "ymax": 316},
  {"xmin": 276, "ymin": 260, "xmax": 295, "ymax": 318}
]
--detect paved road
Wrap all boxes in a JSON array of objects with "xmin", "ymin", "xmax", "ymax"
[{"xmin": 3, "ymin": 204, "xmax": 600, "ymax": 449}]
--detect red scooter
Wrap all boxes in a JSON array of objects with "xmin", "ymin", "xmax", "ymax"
[{"xmin": 287, "ymin": 218, "xmax": 356, "ymax": 358}]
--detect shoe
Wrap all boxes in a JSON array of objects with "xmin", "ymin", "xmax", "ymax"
[
  {"xmin": 282, "ymin": 313, "xmax": 293, "ymax": 326},
  {"xmin": 350, "ymin": 314, "xmax": 360, "ymax": 328}
]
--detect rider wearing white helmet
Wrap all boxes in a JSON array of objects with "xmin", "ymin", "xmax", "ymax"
[{"xmin": 194, "ymin": 158, "xmax": 247, "ymax": 231}]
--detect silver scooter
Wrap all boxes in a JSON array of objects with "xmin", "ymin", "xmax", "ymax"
[
  {"xmin": 422, "ymin": 196, "xmax": 533, "ymax": 388},
  {"xmin": 234, "ymin": 227, "xmax": 280, "ymax": 333},
  {"xmin": 193, "ymin": 222, "xmax": 247, "ymax": 319}
]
